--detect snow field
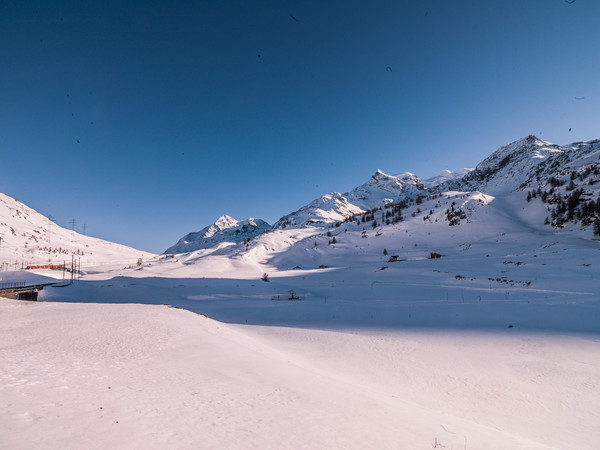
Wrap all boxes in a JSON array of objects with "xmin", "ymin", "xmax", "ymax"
[{"xmin": 3, "ymin": 300, "xmax": 599, "ymax": 449}]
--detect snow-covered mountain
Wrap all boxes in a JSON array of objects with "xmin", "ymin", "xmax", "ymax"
[
  {"xmin": 423, "ymin": 168, "xmax": 474, "ymax": 188},
  {"xmin": 0, "ymin": 193, "xmax": 154, "ymax": 269},
  {"xmin": 164, "ymin": 215, "xmax": 271, "ymax": 254},
  {"xmin": 164, "ymin": 135, "xmax": 600, "ymax": 258},
  {"xmin": 273, "ymin": 170, "xmax": 428, "ymax": 229},
  {"xmin": 443, "ymin": 135, "xmax": 600, "ymax": 195}
]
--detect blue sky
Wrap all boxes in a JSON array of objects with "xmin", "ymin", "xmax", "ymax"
[{"xmin": 1, "ymin": 0, "xmax": 599, "ymax": 253}]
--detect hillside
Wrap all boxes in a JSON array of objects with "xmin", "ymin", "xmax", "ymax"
[{"xmin": 0, "ymin": 193, "xmax": 154, "ymax": 270}]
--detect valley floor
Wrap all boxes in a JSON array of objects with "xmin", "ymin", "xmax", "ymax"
[{"xmin": 1, "ymin": 299, "xmax": 599, "ymax": 450}]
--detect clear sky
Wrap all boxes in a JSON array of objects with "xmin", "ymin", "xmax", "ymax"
[{"xmin": 1, "ymin": 0, "xmax": 599, "ymax": 253}]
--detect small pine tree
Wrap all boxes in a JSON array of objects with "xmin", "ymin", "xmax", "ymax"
[{"xmin": 383, "ymin": 248, "xmax": 388, "ymax": 256}]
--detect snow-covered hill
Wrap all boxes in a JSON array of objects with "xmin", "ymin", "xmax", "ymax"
[
  {"xmin": 164, "ymin": 215, "xmax": 271, "ymax": 254},
  {"xmin": 0, "ymin": 193, "xmax": 154, "ymax": 269},
  {"xmin": 273, "ymin": 170, "xmax": 428, "ymax": 230}
]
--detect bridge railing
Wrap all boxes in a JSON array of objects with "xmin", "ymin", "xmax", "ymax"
[{"xmin": 0, "ymin": 281, "xmax": 26, "ymax": 291}]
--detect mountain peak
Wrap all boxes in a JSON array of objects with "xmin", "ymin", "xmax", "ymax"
[
  {"xmin": 440, "ymin": 136, "xmax": 567, "ymax": 194},
  {"xmin": 372, "ymin": 169, "xmax": 391, "ymax": 178},
  {"xmin": 369, "ymin": 169, "xmax": 401, "ymax": 185},
  {"xmin": 523, "ymin": 134, "xmax": 540, "ymax": 142},
  {"xmin": 164, "ymin": 215, "xmax": 271, "ymax": 254},
  {"xmin": 274, "ymin": 170, "xmax": 428, "ymax": 230},
  {"xmin": 213, "ymin": 214, "xmax": 238, "ymax": 229}
]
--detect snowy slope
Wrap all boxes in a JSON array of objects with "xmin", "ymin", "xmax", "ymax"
[
  {"xmin": 274, "ymin": 170, "xmax": 428, "ymax": 229},
  {"xmin": 164, "ymin": 215, "xmax": 270, "ymax": 254},
  {"xmin": 423, "ymin": 168, "xmax": 473, "ymax": 188},
  {"xmin": 444, "ymin": 135, "xmax": 600, "ymax": 195},
  {"xmin": 0, "ymin": 193, "xmax": 154, "ymax": 270}
]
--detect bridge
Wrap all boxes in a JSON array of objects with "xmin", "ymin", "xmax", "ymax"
[{"xmin": 0, "ymin": 280, "xmax": 72, "ymax": 301}]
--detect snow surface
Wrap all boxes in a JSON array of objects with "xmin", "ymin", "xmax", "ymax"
[
  {"xmin": 2, "ymin": 135, "xmax": 600, "ymax": 449},
  {"xmin": 2, "ymin": 299, "xmax": 599, "ymax": 450}
]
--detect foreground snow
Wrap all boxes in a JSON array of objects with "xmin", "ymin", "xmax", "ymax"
[{"xmin": 1, "ymin": 300, "xmax": 599, "ymax": 449}]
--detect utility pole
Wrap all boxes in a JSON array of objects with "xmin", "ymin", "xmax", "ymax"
[
  {"xmin": 70, "ymin": 219, "xmax": 77, "ymax": 233},
  {"xmin": 83, "ymin": 224, "xmax": 87, "ymax": 236}
]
